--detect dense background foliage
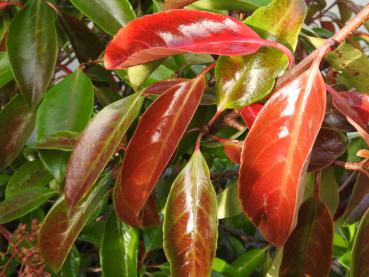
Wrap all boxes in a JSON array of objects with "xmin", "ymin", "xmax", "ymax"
[{"xmin": 1, "ymin": 0, "xmax": 369, "ymax": 276}]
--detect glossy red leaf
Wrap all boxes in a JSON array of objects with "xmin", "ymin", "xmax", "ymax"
[
  {"xmin": 224, "ymin": 141, "xmax": 242, "ymax": 164},
  {"xmin": 163, "ymin": 150, "xmax": 217, "ymax": 277},
  {"xmin": 238, "ymin": 65, "xmax": 326, "ymax": 246},
  {"xmin": 352, "ymin": 206, "xmax": 369, "ymax": 277},
  {"xmin": 104, "ymin": 10, "xmax": 293, "ymax": 69},
  {"xmin": 328, "ymin": 88, "xmax": 369, "ymax": 146},
  {"xmin": 143, "ymin": 78, "xmax": 188, "ymax": 96},
  {"xmin": 308, "ymin": 128, "xmax": 347, "ymax": 172},
  {"xmin": 240, "ymin": 103, "xmax": 263, "ymax": 129},
  {"xmin": 114, "ymin": 74, "xmax": 205, "ymax": 226},
  {"xmin": 279, "ymin": 196, "xmax": 333, "ymax": 277}
]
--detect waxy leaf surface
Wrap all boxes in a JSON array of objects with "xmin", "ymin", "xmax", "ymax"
[
  {"xmin": 39, "ymin": 175, "xmax": 110, "ymax": 272},
  {"xmin": 328, "ymin": 89, "xmax": 369, "ymax": 146},
  {"xmin": 104, "ymin": 10, "xmax": 291, "ymax": 69},
  {"xmin": 215, "ymin": 0, "xmax": 306, "ymax": 109},
  {"xmin": 217, "ymin": 181, "xmax": 242, "ymax": 219},
  {"xmin": 240, "ymin": 103, "xmax": 263, "ymax": 128},
  {"xmin": 238, "ymin": 66, "xmax": 326, "ymax": 246},
  {"xmin": 143, "ymin": 78, "xmax": 188, "ymax": 96},
  {"xmin": 65, "ymin": 93, "xmax": 143, "ymax": 208},
  {"xmin": 308, "ymin": 128, "xmax": 347, "ymax": 172},
  {"xmin": 69, "ymin": 0, "xmax": 135, "ymax": 36},
  {"xmin": 7, "ymin": 0, "xmax": 57, "ymax": 108},
  {"xmin": 0, "ymin": 52, "xmax": 12, "ymax": 88},
  {"xmin": 280, "ymin": 196, "xmax": 333, "ymax": 277},
  {"xmin": 114, "ymin": 75, "xmax": 205, "ymax": 226},
  {"xmin": 36, "ymin": 70, "xmax": 94, "ymax": 143},
  {"xmin": 352, "ymin": 206, "xmax": 369, "ymax": 277},
  {"xmin": 100, "ymin": 212, "xmax": 139, "ymax": 277},
  {"xmin": 164, "ymin": 151, "xmax": 217, "ymax": 277},
  {"xmin": 0, "ymin": 95, "xmax": 35, "ymax": 169}
]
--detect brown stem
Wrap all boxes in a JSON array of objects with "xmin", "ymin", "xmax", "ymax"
[
  {"xmin": 334, "ymin": 160, "xmax": 369, "ymax": 179},
  {"xmin": 314, "ymin": 171, "xmax": 321, "ymax": 198},
  {"xmin": 276, "ymin": 4, "xmax": 369, "ymax": 90},
  {"xmin": 195, "ymin": 110, "xmax": 223, "ymax": 151}
]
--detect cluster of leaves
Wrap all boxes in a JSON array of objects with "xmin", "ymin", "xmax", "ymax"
[{"xmin": 1, "ymin": 0, "xmax": 369, "ymax": 276}]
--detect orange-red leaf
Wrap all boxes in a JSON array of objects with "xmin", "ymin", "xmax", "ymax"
[
  {"xmin": 114, "ymin": 74, "xmax": 205, "ymax": 226},
  {"xmin": 238, "ymin": 65, "xmax": 326, "ymax": 246},
  {"xmin": 279, "ymin": 196, "xmax": 333, "ymax": 277},
  {"xmin": 224, "ymin": 141, "xmax": 242, "ymax": 164},
  {"xmin": 143, "ymin": 78, "xmax": 188, "ymax": 96},
  {"xmin": 163, "ymin": 150, "xmax": 217, "ymax": 277},
  {"xmin": 104, "ymin": 10, "xmax": 293, "ymax": 69},
  {"xmin": 240, "ymin": 103, "xmax": 263, "ymax": 128},
  {"xmin": 328, "ymin": 88, "xmax": 369, "ymax": 146}
]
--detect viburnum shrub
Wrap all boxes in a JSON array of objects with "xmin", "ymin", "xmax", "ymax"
[{"xmin": 2, "ymin": 0, "xmax": 369, "ymax": 276}]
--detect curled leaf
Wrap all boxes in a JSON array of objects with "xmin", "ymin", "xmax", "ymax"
[{"xmin": 164, "ymin": 151, "xmax": 217, "ymax": 277}]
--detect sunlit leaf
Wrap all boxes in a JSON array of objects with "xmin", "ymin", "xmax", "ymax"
[
  {"xmin": 36, "ymin": 70, "xmax": 94, "ymax": 144},
  {"xmin": 0, "ymin": 187, "xmax": 57, "ymax": 224},
  {"xmin": 352, "ymin": 206, "xmax": 369, "ymax": 277},
  {"xmin": 65, "ymin": 92, "xmax": 143, "ymax": 209},
  {"xmin": 328, "ymin": 88, "xmax": 369, "ymax": 146},
  {"xmin": 308, "ymin": 128, "xmax": 347, "ymax": 172},
  {"xmin": 326, "ymin": 43, "xmax": 369, "ymax": 93},
  {"xmin": 143, "ymin": 78, "xmax": 188, "ymax": 96},
  {"xmin": 104, "ymin": 10, "xmax": 293, "ymax": 69},
  {"xmin": 215, "ymin": 0, "xmax": 306, "ymax": 109},
  {"xmin": 114, "ymin": 74, "xmax": 205, "ymax": 226},
  {"xmin": 164, "ymin": 0, "xmax": 198, "ymax": 10},
  {"xmin": 217, "ymin": 181, "xmax": 242, "ymax": 219},
  {"xmin": 239, "ymin": 65, "xmax": 326, "ymax": 246},
  {"xmin": 39, "ymin": 174, "xmax": 111, "ymax": 273},
  {"xmin": 7, "ymin": 0, "xmax": 57, "ymax": 108},
  {"xmin": 279, "ymin": 196, "xmax": 333, "ymax": 277},
  {"xmin": 240, "ymin": 103, "xmax": 263, "ymax": 128},
  {"xmin": 212, "ymin": 258, "xmax": 238, "ymax": 276},
  {"xmin": 223, "ymin": 141, "xmax": 242, "ymax": 164},
  {"xmin": 5, "ymin": 160, "xmax": 53, "ymax": 198},
  {"xmin": 189, "ymin": 0, "xmax": 272, "ymax": 11},
  {"xmin": 69, "ymin": 0, "xmax": 135, "ymax": 36},
  {"xmin": 0, "ymin": 95, "xmax": 35, "ymax": 169},
  {"xmin": 232, "ymin": 248, "xmax": 267, "ymax": 276},
  {"xmin": 100, "ymin": 211, "xmax": 139, "ymax": 277},
  {"xmin": 163, "ymin": 150, "xmax": 217, "ymax": 277}
]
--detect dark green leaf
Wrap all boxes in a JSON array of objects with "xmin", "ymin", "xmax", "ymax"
[
  {"xmin": 215, "ymin": 0, "xmax": 306, "ymax": 109},
  {"xmin": 39, "ymin": 174, "xmax": 111, "ymax": 273},
  {"xmin": 36, "ymin": 70, "xmax": 94, "ymax": 143},
  {"xmin": 39, "ymin": 150, "xmax": 70, "ymax": 183},
  {"xmin": 232, "ymin": 248, "xmax": 267, "ymax": 276},
  {"xmin": 0, "ymin": 187, "xmax": 56, "ymax": 224},
  {"xmin": 100, "ymin": 211, "xmax": 139, "ymax": 277},
  {"xmin": 7, "ymin": 0, "xmax": 57, "ymax": 108},
  {"xmin": 0, "ymin": 95, "xmax": 35, "ymax": 169},
  {"xmin": 69, "ymin": 0, "xmax": 135, "ymax": 36},
  {"xmin": 0, "ymin": 52, "xmax": 13, "ymax": 88},
  {"xmin": 5, "ymin": 160, "xmax": 53, "ymax": 198},
  {"xmin": 144, "ymin": 226, "xmax": 163, "ymax": 251}
]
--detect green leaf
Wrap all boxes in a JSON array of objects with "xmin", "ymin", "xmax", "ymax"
[
  {"xmin": 0, "ymin": 187, "xmax": 57, "ymax": 224},
  {"xmin": 7, "ymin": 0, "xmax": 57, "ymax": 108},
  {"xmin": 232, "ymin": 248, "xmax": 267, "ymax": 276},
  {"xmin": 60, "ymin": 247, "xmax": 80, "ymax": 277},
  {"xmin": 212, "ymin": 258, "xmax": 239, "ymax": 277},
  {"xmin": 190, "ymin": 0, "xmax": 271, "ymax": 11},
  {"xmin": 5, "ymin": 160, "xmax": 53, "ymax": 198},
  {"xmin": 69, "ymin": 0, "xmax": 135, "ymax": 36},
  {"xmin": 0, "ymin": 95, "xmax": 36, "ymax": 169},
  {"xmin": 64, "ymin": 92, "xmax": 143, "ymax": 208},
  {"xmin": 326, "ymin": 43, "xmax": 369, "ymax": 93},
  {"xmin": 0, "ymin": 52, "xmax": 13, "ymax": 88},
  {"xmin": 164, "ymin": 150, "xmax": 218, "ymax": 277},
  {"xmin": 39, "ymin": 174, "xmax": 111, "ymax": 273},
  {"xmin": 100, "ymin": 211, "xmax": 139, "ymax": 277},
  {"xmin": 352, "ymin": 207, "xmax": 369, "ymax": 277},
  {"xmin": 215, "ymin": 0, "xmax": 306, "ymax": 110},
  {"xmin": 217, "ymin": 181, "xmax": 242, "ymax": 219},
  {"xmin": 39, "ymin": 150, "xmax": 70, "ymax": 183},
  {"xmin": 144, "ymin": 226, "xmax": 164, "ymax": 251},
  {"xmin": 36, "ymin": 70, "xmax": 94, "ymax": 144}
]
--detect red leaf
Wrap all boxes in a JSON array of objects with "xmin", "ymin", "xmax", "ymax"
[
  {"xmin": 104, "ymin": 10, "xmax": 293, "ymax": 69},
  {"xmin": 143, "ymin": 78, "xmax": 188, "ymax": 96},
  {"xmin": 240, "ymin": 103, "xmax": 263, "ymax": 128},
  {"xmin": 327, "ymin": 87, "xmax": 369, "ymax": 146},
  {"xmin": 238, "ymin": 65, "xmax": 326, "ymax": 246},
  {"xmin": 280, "ymin": 196, "xmax": 333, "ymax": 277},
  {"xmin": 114, "ymin": 74, "xmax": 206, "ymax": 226},
  {"xmin": 0, "ymin": 1, "xmax": 22, "ymax": 9},
  {"xmin": 224, "ymin": 141, "xmax": 242, "ymax": 164}
]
